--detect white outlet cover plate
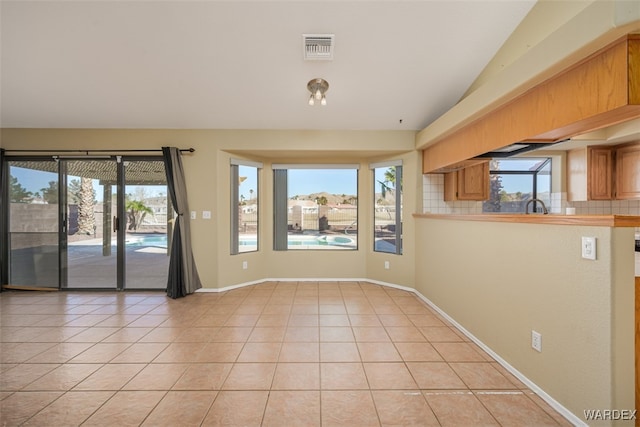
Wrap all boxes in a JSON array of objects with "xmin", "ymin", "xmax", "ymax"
[
  {"xmin": 190, "ymin": 211, "xmax": 196, "ymax": 220},
  {"xmin": 531, "ymin": 330, "xmax": 542, "ymax": 352},
  {"xmin": 202, "ymin": 211, "xmax": 211, "ymax": 219},
  {"xmin": 581, "ymin": 236, "xmax": 596, "ymax": 260}
]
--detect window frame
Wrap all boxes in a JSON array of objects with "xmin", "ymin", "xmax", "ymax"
[
  {"xmin": 483, "ymin": 157, "xmax": 551, "ymax": 214},
  {"xmin": 272, "ymin": 164, "xmax": 359, "ymax": 251},
  {"xmin": 371, "ymin": 160, "xmax": 402, "ymax": 255},
  {"xmin": 230, "ymin": 158, "xmax": 262, "ymax": 255}
]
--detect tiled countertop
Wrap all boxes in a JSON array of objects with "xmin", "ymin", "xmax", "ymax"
[{"xmin": 414, "ymin": 213, "xmax": 640, "ymax": 227}]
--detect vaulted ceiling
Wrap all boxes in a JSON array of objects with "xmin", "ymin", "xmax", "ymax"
[{"xmin": 1, "ymin": 1, "xmax": 535, "ymax": 131}]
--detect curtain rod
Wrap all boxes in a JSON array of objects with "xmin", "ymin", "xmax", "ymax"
[{"xmin": 3, "ymin": 148, "xmax": 195, "ymax": 154}]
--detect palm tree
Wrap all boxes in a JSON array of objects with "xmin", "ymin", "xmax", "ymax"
[
  {"xmin": 77, "ymin": 177, "xmax": 96, "ymax": 235},
  {"xmin": 126, "ymin": 200, "xmax": 153, "ymax": 231},
  {"xmin": 378, "ymin": 166, "xmax": 396, "ymax": 199}
]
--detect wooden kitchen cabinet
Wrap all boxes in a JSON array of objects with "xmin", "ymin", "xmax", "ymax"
[
  {"xmin": 444, "ymin": 161, "xmax": 489, "ymax": 201},
  {"xmin": 589, "ymin": 147, "xmax": 614, "ymax": 200},
  {"xmin": 567, "ymin": 146, "xmax": 614, "ymax": 201},
  {"xmin": 615, "ymin": 142, "xmax": 640, "ymax": 200},
  {"xmin": 568, "ymin": 142, "xmax": 640, "ymax": 201}
]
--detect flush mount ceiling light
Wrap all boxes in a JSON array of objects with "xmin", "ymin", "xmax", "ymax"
[{"xmin": 307, "ymin": 78, "xmax": 329, "ymax": 106}]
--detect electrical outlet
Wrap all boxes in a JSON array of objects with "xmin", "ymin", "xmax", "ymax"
[
  {"xmin": 384, "ymin": 261, "xmax": 390, "ymax": 270},
  {"xmin": 531, "ymin": 330, "xmax": 542, "ymax": 352},
  {"xmin": 242, "ymin": 261, "xmax": 248, "ymax": 270},
  {"xmin": 581, "ymin": 236, "xmax": 596, "ymax": 260},
  {"xmin": 190, "ymin": 211, "xmax": 196, "ymax": 220}
]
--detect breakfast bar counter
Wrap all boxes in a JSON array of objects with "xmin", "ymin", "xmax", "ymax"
[{"xmin": 413, "ymin": 213, "xmax": 640, "ymax": 227}]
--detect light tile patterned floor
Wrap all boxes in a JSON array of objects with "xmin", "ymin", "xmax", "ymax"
[{"xmin": 0, "ymin": 281, "xmax": 572, "ymax": 426}]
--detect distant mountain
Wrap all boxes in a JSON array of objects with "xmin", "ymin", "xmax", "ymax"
[{"xmin": 291, "ymin": 191, "xmax": 357, "ymax": 206}]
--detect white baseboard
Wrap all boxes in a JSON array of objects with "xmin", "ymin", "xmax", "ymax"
[
  {"xmin": 195, "ymin": 277, "xmax": 370, "ymax": 293},
  {"xmin": 196, "ymin": 277, "xmax": 584, "ymax": 426},
  {"xmin": 405, "ymin": 288, "xmax": 586, "ymax": 427}
]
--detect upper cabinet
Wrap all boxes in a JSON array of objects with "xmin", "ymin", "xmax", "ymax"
[
  {"xmin": 444, "ymin": 161, "xmax": 489, "ymax": 201},
  {"xmin": 588, "ymin": 147, "xmax": 614, "ymax": 200},
  {"xmin": 615, "ymin": 143, "xmax": 640, "ymax": 200},
  {"xmin": 567, "ymin": 142, "xmax": 640, "ymax": 201}
]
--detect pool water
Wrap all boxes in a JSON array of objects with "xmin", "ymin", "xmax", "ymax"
[
  {"xmin": 239, "ymin": 234, "xmax": 355, "ymax": 247},
  {"xmin": 127, "ymin": 234, "xmax": 356, "ymax": 249},
  {"xmin": 126, "ymin": 235, "xmax": 168, "ymax": 247}
]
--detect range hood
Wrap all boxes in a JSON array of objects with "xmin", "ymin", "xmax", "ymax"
[{"xmin": 473, "ymin": 139, "xmax": 567, "ymax": 159}]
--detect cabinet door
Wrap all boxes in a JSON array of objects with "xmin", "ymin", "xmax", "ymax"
[
  {"xmin": 567, "ymin": 148, "xmax": 587, "ymax": 201},
  {"xmin": 615, "ymin": 143, "xmax": 640, "ymax": 199},
  {"xmin": 588, "ymin": 147, "xmax": 613, "ymax": 200},
  {"xmin": 457, "ymin": 162, "xmax": 489, "ymax": 201}
]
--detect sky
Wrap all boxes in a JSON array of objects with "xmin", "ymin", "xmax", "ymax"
[
  {"xmin": 238, "ymin": 167, "xmax": 360, "ymax": 200},
  {"xmin": 498, "ymin": 173, "xmax": 550, "ymax": 194},
  {"xmin": 10, "ymin": 166, "xmax": 57, "ymax": 196},
  {"xmin": 238, "ymin": 165, "xmax": 258, "ymax": 200},
  {"xmin": 288, "ymin": 169, "xmax": 357, "ymax": 196}
]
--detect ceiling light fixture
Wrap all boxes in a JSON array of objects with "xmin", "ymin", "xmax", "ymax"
[{"xmin": 307, "ymin": 78, "xmax": 329, "ymax": 106}]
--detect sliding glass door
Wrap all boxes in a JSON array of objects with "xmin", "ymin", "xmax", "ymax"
[
  {"xmin": 3, "ymin": 156, "xmax": 170, "ymax": 290},
  {"xmin": 7, "ymin": 160, "xmax": 60, "ymax": 289},
  {"xmin": 64, "ymin": 160, "xmax": 119, "ymax": 289},
  {"xmin": 124, "ymin": 160, "xmax": 170, "ymax": 289}
]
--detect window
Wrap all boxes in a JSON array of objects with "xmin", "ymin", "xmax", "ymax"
[
  {"xmin": 372, "ymin": 161, "xmax": 402, "ymax": 254},
  {"xmin": 483, "ymin": 158, "xmax": 551, "ymax": 213},
  {"xmin": 231, "ymin": 159, "xmax": 261, "ymax": 254},
  {"xmin": 273, "ymin": 165, "xmax": 358, "ymax": 250}
]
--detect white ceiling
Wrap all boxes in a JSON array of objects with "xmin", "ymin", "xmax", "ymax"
[{"xmin": 0, "ymin": 0, "xmax": 536, "ymax": 132}]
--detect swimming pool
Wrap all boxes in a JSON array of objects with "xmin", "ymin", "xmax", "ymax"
[
  {"xmin": 126, "ymin": 233, "xmax": 356, "ymax": 249},
  {"xmin": 239, "ymin": 234, "xmax": 356, "ymax": 249},
  {"xmin": 126, "ymin": 235, "xmax": 168, "ymax": 248}
]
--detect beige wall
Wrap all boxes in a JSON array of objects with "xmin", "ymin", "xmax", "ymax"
[
  {"xmin": 0, "ymin": 128, "xmax": 418, "ymax": 289},
  {"xmin": 414, "ymin": 216, "xmax": 635, "ymax": 424}
]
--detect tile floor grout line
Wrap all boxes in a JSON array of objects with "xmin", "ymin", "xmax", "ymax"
[{"xmin": 0, "ymin": 284, "xmax": 572, "ymax": 426}]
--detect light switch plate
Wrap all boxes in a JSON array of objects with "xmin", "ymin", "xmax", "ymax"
[
  {"xmin": 581, "ymin": 236, "xmax": 596, "ymax": 260},
  {"xmin": 202, "ymin": 211, "xmax": 211, "ymax": 219}
]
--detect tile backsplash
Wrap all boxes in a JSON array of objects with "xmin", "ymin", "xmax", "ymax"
[
  {"xmin": 569, "ymin": 199, "xmax": 640, "ymax": 215},
  {"xmin": 422, "ymin": 174, "xmax": 484, "ymax": 214}
]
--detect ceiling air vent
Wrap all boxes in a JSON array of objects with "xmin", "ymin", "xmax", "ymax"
[{"xmin": 303, "ymin": 34, "xmax": 334, "ymax": 60}]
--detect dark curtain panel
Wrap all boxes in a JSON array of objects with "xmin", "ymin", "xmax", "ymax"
[
  {"xmin": 162, "ymin": 147, "xmax": 202, "ymax": 298},
  {"xmin": 230, "ymin": 164, "xmax": 239, "ymax": 255},
  {"xmin": 0, "ymin": 149, "xmax": 5, "ymax": 290},
  {"xmin": 273, "ymin": 169, "xmax": 288, "ymax": 251}
]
